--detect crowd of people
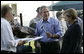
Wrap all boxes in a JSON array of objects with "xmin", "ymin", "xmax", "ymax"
[{"xmin": 1, "ymin": 5, "xmax": 83, "ymax": 53}]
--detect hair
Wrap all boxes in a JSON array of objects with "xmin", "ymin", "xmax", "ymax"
[
  {"xmin": 63, "ymin": 8, "xmax": 78, "ymax": 20},
  {"xmin": 40, "ymin": 6, "xmax": 49, "ymax": 12},
  {"xmin": 1, "ymin": 5, "xmax": 12, "ymax": 18},
  {"xmin": 56, "ymin": 11, "xmax": 62, "ymax": 18},
  {"xmin": 36, "ymin": 7, "xmax": 41, "ymax": 13}
]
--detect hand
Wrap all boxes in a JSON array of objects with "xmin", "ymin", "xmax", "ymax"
[
  {"xmin": 18, "ymin": 40, "xmax": 25, "ymax": 46},
  {"xmin": 53, "ymin": 34, "xmax": 60, "ymax": 39},
  {"xmin": 46, "ymin": 32, "xmax": 52, "ymax": 38}
]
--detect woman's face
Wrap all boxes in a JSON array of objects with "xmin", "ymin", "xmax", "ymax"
[{"xmin": 64, "ymin": 14, "xmax": 72, "ymax": 25}]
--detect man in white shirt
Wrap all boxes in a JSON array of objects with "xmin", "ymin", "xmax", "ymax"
[{"xmin": 1, "ymin": 5, "xmax": 25, "ymax": 53}]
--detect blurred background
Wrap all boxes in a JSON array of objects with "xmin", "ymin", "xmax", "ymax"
[{"xmin": 1, "ymin": 1, "xmax": 83, "ymax": 27}]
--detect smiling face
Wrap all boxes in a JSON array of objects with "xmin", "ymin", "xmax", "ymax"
[{"xmin": 41, "ymin": 7, "xmax": 49, "ymax": 21}]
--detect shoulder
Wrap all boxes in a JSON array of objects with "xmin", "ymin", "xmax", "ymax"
[
  {"xmin": 30, "ymin": 18, "xmax": 36, "ymax": 22},
  {"xmin": 1, "ymin": 18, "xmax": 11, "ymax": 28},
  {"xmin": 50, "ymin": 17, "xmax": 59, "ymax": 22},
  {"xmin": 49, "ymin": 17, "xmax": 60, "ymax": 25},
  {"xmin": 71, "ymin": 21, "xmax": 81, "ymax": 31},
  {"xmin": 74, "ymin": 22, "xmax": 80, "ymax": 27},
  {"xmin": 37, "ymin": 19, "xmax": 42, "ymax": 24},
  {"xmin": 36, "ymin": 18, "xmax": 42, "ymax": 25},
  {"xmin": 50, "ymin": 17, "xmax": 58, "ymax": 20},
  {"xmin": 29, "ymin": 17, "xmax": 37, "ymax": 25},
  {"xmin": 78, "ymin": 17, "xmax": 83, "ymax": 23},
  {"xmin": 1, "ymin": 18, "xmax": 9, "ymax": 25}
]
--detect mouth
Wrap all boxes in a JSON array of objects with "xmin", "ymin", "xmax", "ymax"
[{"xmin": 44, "ymin": 15, "xmax": 48, "ymax": 18}]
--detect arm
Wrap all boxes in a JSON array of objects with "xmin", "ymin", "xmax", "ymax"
[
  {"xmin": 54, "ymin": 19, "xmax": 63, "ymax": 38},
  {"xmin": 35, "ymin": 23, "xmax": 40, "ymax": 36},
  {"xmin": 5, "ymin": 23, "xmax": 24, "ymax": 47},
  {"xmin": 35, "ymin": 23, "xmax": 41, "ymax": 47},
  {"xmin": 46, "ymin": 19, "xmax": 63, "ymax": 38}
]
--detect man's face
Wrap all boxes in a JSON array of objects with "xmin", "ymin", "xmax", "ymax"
[
  {"xmin": 42, "ymin": 8, "xmax": 49, "ymax": 21},
  {"xmin": 6, "ymin": 10, "xmax": 14, "ymax": 22}
]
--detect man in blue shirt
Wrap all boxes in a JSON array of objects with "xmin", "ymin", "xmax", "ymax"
[{"xmin": 35, "ymin": 6, "xmax": 63, "ymax": 53}]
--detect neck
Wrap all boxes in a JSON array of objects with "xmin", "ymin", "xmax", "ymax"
[
  {"xmin": 69, "ymin": 19, "xmax": 77, "ymax": 25},
  {"xmin": 4, "ymin": 17, "xmax": 10, "ymax": 22},
  {"xmin": 43, "ymin": 18, "xmax": 48, "ymax": 21}
]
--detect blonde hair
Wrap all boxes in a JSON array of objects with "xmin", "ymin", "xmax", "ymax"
[{"xmin": 63, "ymin": 8, "xmax": 78, "ymax": 20}]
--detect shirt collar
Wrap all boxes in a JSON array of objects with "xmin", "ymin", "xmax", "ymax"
[
  {"xmin": 41, "ymin": 17, "xmax": 51, "ymax": 23},
  {"xmin": 1, "ymin": 17, "xmax": 6, "ymax": 21},
  {"xmin": 1, "ymin": 17, "xmax": 11, "ymax": 23}
]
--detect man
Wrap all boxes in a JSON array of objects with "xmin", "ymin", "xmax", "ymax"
[
  {"xmin": 29, "ymin": 7, "xmax": 42, "ymax": 30},
  {"xmin": 56, "ymin": 11, "xmax": 67, "ymax": 36},
  {"xmin": 1, "ymin": 5, "xmax": 25, "ymax": 53},
  {"xmin": 35, "ymin": 6, "xmax": 63, "ymax": 53},
  {"xmin": 56, "ymin": 11, "xmax": 67, "ymax": 50},
  {"xmin": 29, "ymin": 7, "xmax": 42, "ymax": 53}
]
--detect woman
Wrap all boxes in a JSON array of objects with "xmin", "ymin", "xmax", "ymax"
[{"xmin": 60, "ymin": 8, "xmax": 82, "ymax": 53}]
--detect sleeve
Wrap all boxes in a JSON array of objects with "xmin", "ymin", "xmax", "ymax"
[
  {"xmin": 54, "ymin": 18, "xmax": 63, "ymax": 38},
  {"xmin": 35, "ymin": 23, "xmax": 40, "ymax": 36},
  {"xmin": 5, "ymin": 23, "xmax": 19, "ymax": 47}
]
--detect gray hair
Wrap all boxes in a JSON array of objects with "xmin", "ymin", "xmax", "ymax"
[
  {"xmin": 1, "ymin": 5, "xmax": 12, "ymax": 18},
  {"xmin": 39, "ymin": 6, "xmax": 49, "ymax": 13}
]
